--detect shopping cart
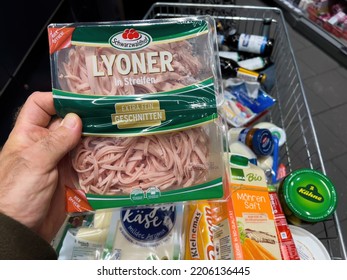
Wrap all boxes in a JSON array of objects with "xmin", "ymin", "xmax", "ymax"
[{"xmin": 144, "ymin": 2, "xmax": 347, "ymax": 260}]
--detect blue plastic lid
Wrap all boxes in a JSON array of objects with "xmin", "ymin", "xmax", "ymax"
[{"xmin": 251, "ymin": 129, "xmax": 274, "ymax": 156}]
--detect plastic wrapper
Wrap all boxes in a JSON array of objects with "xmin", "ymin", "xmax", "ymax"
[
  {"xmin": 48, "ymin": 16, "xmax": 226, "ymax": 210},
  {"xmin": 222, "ymin": 78, "xmax": 276, "ymax": 128},
  {"xmin": 184, "ymin": 201, "xmax": 216, "ymax": 260},
  {"xmin": 55, "ymin": 203, "xmax": 184, "ymax": 260}
]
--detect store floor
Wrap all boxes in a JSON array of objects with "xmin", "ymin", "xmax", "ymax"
[{"xmin": 243, "ymin": 0, "xmax": 347, "ymax": 253}]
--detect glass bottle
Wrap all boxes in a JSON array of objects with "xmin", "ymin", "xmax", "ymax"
[
  {"xmin": 238, "ymin": 56, "xmax": 273, "ymax": 71},
  {"xmin": 219, "ymin": 56, "xmax": 267, "ymax": 84},
  {"xmin": 228, "ymin": 127, "xmax": 274, "ymax": 156},
  {"xmin": 261, "ymin": 18, "xmax": 272, "ymax": 38},
  {"xmin": 225, "ymin": 32, "xmax": 274, "ymax": 57}
]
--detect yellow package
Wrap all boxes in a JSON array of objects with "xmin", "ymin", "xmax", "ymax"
[{"xmin": 184, "ymin": 201, "xmax": 216, "ymax": 260}]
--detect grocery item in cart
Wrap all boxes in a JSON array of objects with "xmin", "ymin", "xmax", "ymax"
[
  {"xmin": 268, "ymin": 185, "xmax": 300, "ymax": 260},
  {"xmin": 222, "ymin": 79, "xmax": 276, "ymax": 127},
  {"xmin": 237, "ymin": 57, "xmax": 273, "ymax": 72},
  {"xmin": 228, "ymin": 127, "xmax": 274, "ymax": 156},
  {"xmin": 219, "ymin": 56, "xmax": 267, "ymax": 83},
  {"xmin": 219, "ymin": 52, "xmax": 272, "ymax": 73},
  {"xmin": 223, "ymin": 32, "xmax": 275, "ymax": 57},
  {"xmin": 229, "ymin": 141, "xmax": 257, "ymax": 165},
  {"xmin": 208, "ymin": 199, "xmax": 236, "ymax": 260},
  {"xmin": 257, "ymin": 155, "xmax": 274, "ymax": 174},
  {"xmin": 289, "ymin": 225, "xmax": 331, "ymax": 260},
  {"xmin": 57, "ymin": 204, "xmax": 184, "ymax": 260},
  {"xmin": 48, "ymin": 16, "xmax": 225, "ymax": 210},
  {"xmin": 253, "ymin": 122, "xmax": 286, "ymax": 147},
  {"xmin": 226, "ymin": 155, "xmax": 282, "ymax": 260},
  {"xmin": 184, "ymin": 201, "xmax": 217, "ymax": 260},
  {"xmin": 278, "ymin": 168, "xmax": 338, "ymax": 225},
  {"xmin": 218, "ymin": 50, "xmax": 244, "ymax": 62}
]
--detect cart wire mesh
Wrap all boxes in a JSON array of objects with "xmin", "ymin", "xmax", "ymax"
[{"xmin": 144, "ymin": 2, "xmax": 347, "ymax": 260}]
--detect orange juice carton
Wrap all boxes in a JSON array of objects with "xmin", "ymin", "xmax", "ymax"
[{"xmin": 226, "ymin": 154, "xmax": 282, "ymax": 260}]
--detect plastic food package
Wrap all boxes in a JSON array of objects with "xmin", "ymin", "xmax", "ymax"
[
  {"xmin": 222, "ymin": 78, "xmax": 276, "ymax": 127},
  {"xmin": 55, "ymin": 203, "xmax": 184, "ymax": 260},
  {"xmin": 184, "ymin": 201, "xmax": 217, "ymax": 260},
  {"xmin": 48, "ymin": 16, "xmax": 226, "ymax": 210},
  {"xmin": 184, "ymin": 200, "xmax": 236, "ymax": 260}
]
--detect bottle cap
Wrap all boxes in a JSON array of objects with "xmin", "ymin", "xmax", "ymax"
[
  {"xmin": 280, "ymin": 169, "xmax": 337, "ymax": 223},
  {"xmin": 261, "ymin": 18, "xmax": 272, "ymax": 38},
  {"xmin": 268, "ymin": 184, "xmax": 277, "ymax": 192},
  {"xmin": 259, "ymin": 73, "xmax": 267, "ymax": 84},
  {"xmin": 254, "ymin": 122, "xmax": 286, "ymax": 146},
  {"xmin": 270, "ymin": 127, "xmax": 286, "ymax": 146},
  {"xmin": 227, "ymin": 27, "xmax": 237, "ymax": 37},
  {"xmin": 229, "ymin": 141, "xmax": 257, "ymax": 164},
  {"xmin": 251, "ymin": 129, "xmax": 274, "ymax": 156},
  {"xmin": 229, "ymin": 155, "xmax": 249, "ymax": 166}
]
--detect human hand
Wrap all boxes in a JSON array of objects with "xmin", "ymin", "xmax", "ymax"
[{"xmin": 0, "ymin": 91, "xmax": 82, "ymax": 242}]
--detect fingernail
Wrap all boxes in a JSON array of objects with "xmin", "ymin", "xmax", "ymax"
[{"xmin": 61, "ymin": 113, "xmax": 78, "ymax": 129}]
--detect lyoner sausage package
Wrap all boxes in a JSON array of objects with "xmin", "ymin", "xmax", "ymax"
[{"xmin": 48, "ymin": 16, "xmax": 225, "ymax": 210}]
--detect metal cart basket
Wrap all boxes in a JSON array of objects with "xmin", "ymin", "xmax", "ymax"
[{"xmin": 144, "ymin": 2, "xmax": 347, "ymax": 260}]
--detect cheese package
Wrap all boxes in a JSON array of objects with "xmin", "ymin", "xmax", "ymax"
[
  {"xmin": 226, "ymin": 154, "xmax": 282, "ymax": 260},
  {"xmin": 56, "ymin": 204, "xmax": 184, "ymax": 260},
  {"xmin": 48, "ymin": 16, "xmax": 226, "ymax": 211}
]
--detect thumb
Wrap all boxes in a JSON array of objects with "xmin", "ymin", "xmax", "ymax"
[{"xmin": 35, "ymin": 113, "xmax": 82, "ymax": 170}]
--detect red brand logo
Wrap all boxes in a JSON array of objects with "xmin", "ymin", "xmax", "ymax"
[
  {"xmin": 110, "ymin": 29, "xmax": 151, "ymax": 50},
  {"xmin": 121, "ymin": 28, "xmax": 140, "ymax": 40}
]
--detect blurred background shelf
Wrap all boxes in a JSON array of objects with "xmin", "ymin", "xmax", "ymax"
[{"xmin": 269, "ymin": 0, "xmax": 347, "ymax": 68}]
